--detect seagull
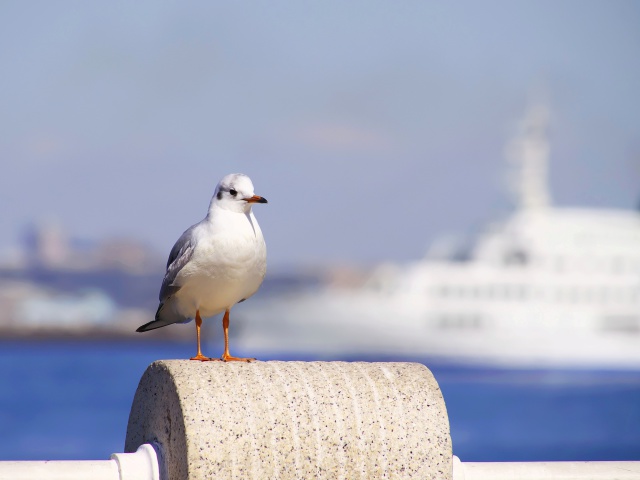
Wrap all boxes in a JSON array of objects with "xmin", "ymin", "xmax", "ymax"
[{"xmin": 136, "ymin": 173, "xmax": 268, "ymax": 362}]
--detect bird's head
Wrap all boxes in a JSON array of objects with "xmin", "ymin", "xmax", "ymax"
[{"xmin": 211, "ymin": 173, "xmax": 268, "ymax": 213}]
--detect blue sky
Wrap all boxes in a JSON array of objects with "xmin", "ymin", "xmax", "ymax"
[{"xmin": 1, "ymin": 1, "xmax": 639, "ymax": 267}]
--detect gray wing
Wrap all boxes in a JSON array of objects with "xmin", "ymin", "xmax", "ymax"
[{"xmin": 158, "ymin": 224, "xmax": 198, "ymax": 302}]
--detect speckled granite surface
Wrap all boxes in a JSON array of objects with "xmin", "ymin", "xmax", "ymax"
[{"xmin": 125, "ymin": 360, "xmax": 452, "ymax": 479}]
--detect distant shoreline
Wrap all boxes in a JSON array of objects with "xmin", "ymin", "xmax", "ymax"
[{"xmin": 0, "ymin": 327, "xmax": 192, "ymax": 342}]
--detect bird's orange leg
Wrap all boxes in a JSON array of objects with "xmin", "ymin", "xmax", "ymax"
[
  {"xmin": 220, "ymin": 309, "xmax": 255, "ymax": 362},
  {"xmin": 190, "ymin": 310, "xmax": 214, "ymax": 361}
]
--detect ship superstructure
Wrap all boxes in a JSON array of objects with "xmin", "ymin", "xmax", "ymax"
[{"xmin": 239, "ymin": 104, "xmax": 640, "ymax": 368}]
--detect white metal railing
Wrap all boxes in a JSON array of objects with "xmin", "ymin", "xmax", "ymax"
[
  {"xmin": 1, "ymin": 445, "xmax": 640, "ymax": 479},
  {"xmin": 453, "ymin": 455, "xmax": 640, "ymax": 480},
  {"xmin": 0, "ymin": 444, "xmax": 159, "ymax": 480}
]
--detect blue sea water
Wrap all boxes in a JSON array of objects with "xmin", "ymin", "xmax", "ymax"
[{"xmin": 0, "ymin": 340, "xmax": 639, "ymax": 462}]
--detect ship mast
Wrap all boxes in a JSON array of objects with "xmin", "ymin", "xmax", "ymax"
[{"xmin": 506, "ymin": 103, "xmax": 552, "ymax": 211}]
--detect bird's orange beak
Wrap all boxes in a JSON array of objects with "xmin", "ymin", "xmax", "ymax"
[{"xmin": 246, "ymin": 195, "xmax": 268, "ymax": 204}]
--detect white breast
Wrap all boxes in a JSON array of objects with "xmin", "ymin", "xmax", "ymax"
[{"xmin": 172, "ymin": 210, "xmax": 266, "ymax": 319}]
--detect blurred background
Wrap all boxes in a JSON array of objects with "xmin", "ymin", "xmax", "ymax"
[{"xmin": 1, "ymin": 0, "xmax": 639, "ymax": 463}]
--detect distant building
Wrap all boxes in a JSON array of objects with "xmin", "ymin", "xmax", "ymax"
[
  {"xmin": 95, "ymin": 238, "xmax": 161, "ymax": 273},
  {"xmin": 23, "ymin": 222, "xmax": 69, "ymax": 269},
  {"xmin": 20, "ymin": 222, "xmax": 163, "ymax": 274}
]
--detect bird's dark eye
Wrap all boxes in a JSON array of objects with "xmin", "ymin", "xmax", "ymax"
[{"xmin": 229, "ymin": 188, "xmax": 237, "ymax": 197}]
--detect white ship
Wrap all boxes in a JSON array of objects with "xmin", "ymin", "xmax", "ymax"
[{"xmin": 239, "ymin": 104, "xmax": 640, "ymax": 368}]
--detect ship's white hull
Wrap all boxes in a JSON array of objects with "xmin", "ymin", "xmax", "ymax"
[{"xmin": 237, "ymin": 288, "xmax": 640, "ymax": 369}]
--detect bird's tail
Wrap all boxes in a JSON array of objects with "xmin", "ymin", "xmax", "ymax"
[{"xmin": 136, "ymin": 302, "xmax": 186, "ymax": 332}]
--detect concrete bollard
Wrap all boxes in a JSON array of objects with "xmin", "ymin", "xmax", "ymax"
[{"xmin": 125, "ymin": 360, "xmax": 452, "ymax": 480}]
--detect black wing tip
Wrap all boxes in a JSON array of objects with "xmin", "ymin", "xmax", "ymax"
[
  {"xmin": 136, "ymin": 304, "xmax": 176, "ymax": 332},
  {"xmin": 136, "ymin": 313, "xmax": 161, "ymax": 332},
  {"xmin": 136, "ymin": 322, "xmax": 153, "ymax": 333},
  {"xmin": 136, "ymin": 321, "xmax": 169, "ymax": 332}
]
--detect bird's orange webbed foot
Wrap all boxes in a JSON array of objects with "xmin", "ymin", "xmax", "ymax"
[
  {"xmin": 220, "ymin": 353, "xmax": 256, "ymax": 363},
  {"xmin": 190, "ymin": 354, "xmax": 219, "ymax": 362}
]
